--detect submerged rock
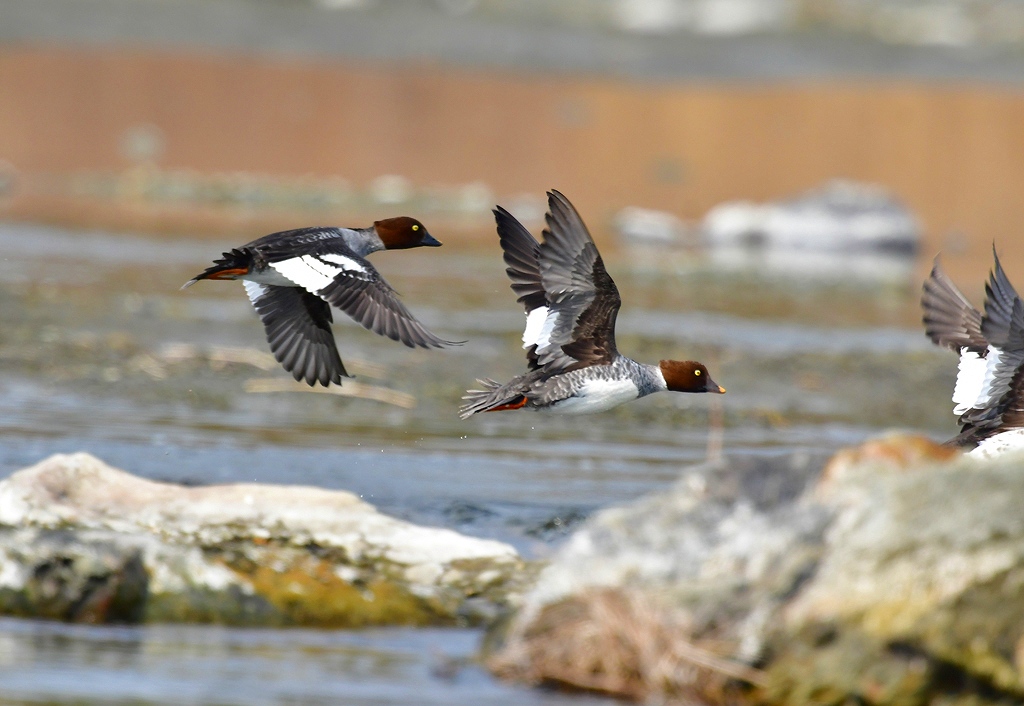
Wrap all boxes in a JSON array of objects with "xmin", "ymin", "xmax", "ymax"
[
  {"xmin": 702, "ymin": 179, "xmax": 921, "ymax": 254},
  {"xmin": 488, "ymin": 434, "xmax": 1024, "ymax": 705},
  {"xmin": 613, "ymin": 206, "xmax": 689, "ymax": 244},
  {"xmin": 0, "ymin": 453, "xmax": 528, "ymax": 627}
]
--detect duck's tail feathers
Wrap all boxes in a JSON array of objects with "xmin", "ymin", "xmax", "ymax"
[
  {"xmin": 181, "ymin": 248, "xmax": 252, "ymax": 290},
  {"xmin": 459, "ymin": 379, "xmax": 527, "ymax": 419}
]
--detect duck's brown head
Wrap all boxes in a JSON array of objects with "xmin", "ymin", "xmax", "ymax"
[
  {"xmin": 374, "ymin": 217, "xmax": 441, "ymax": 249},
  {"xmin": 659, "ymin": 360, "xmax": 725, "ymax": 394}
]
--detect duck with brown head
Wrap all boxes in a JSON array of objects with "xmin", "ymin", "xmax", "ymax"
[
  {"xmin": 660, "ymin": 360, "xmax": 726, "ymax": 394},
  {"xmin": 183, "ymin": 217, "xmax": 460, "ymax": 387},
  {"xmin": 373, "ymin": 216, "xmax": 441, "ymax": 250},
  {"xmin": 461, "ymin": 190, "xmax": 724, "ymax": 418}
]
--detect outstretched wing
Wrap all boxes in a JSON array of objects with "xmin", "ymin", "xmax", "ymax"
[
  {"xmin": 496, "ymin": 206, "xmax": 544, "ymax": 312},
  {"xmin": 958, "ymin": 251, "xmax": 1024, "ymax": 429},
  {"xmin": 922, "ymin": 249, "xmax": 1024, "ymax": 448},
  {"xmin": 495, "ymin": 206, "xmax": 546, "ymax": 370},
  {"xmin": 268, "ymin": 250, "xmax": 457, "ymax": 349},
  {"xmin": 529, "ymin": 190, "xmax": 621, "ymax": 372},
  {"xmin": 981, "ymin": 249, "xmax": 1024, "ymax": 350},
  {"xmin": 921, "ymin": 258, "xmax": 986, "ymax": 353},
  {"xmin": 921, "ymin": 257, "xmax": 992, "ymax": 417},
  {"xmin": 244, "ymin": 281, "xmax": 348, "ymax": 387}
]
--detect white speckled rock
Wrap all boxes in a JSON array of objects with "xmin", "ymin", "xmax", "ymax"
[{"xmin": 0, "ymin": 453, "xmax": 527, "ymax": 626}]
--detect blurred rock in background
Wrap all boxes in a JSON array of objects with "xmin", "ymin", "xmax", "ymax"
[
  {"xmin": 298, "ymin": 0, "xmax": 1024, "ymax": 46},
  {"xmin": 487, "ymin": 434, "xmax": 1024, "ymax": 705},
  {"xmin": 702, "ymin": 180, "xmax": 921, "ymax": 253}
]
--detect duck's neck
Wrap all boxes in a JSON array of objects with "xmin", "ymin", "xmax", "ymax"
[
  {"xmin": 344, "ymin": 227, "xmax": 385, "ymax": 258},
  {"xmin": 645, "ymin": 362, "xmax": 669, "ymax": 395},
  {"xmin": 625, "ymin": 359, "xmax": 668, "ymax": 397}
]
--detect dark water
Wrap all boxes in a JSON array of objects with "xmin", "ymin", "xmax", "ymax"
[{"xmin": 0, "ymin": 221, "xmax": 956, "ymax": 703}]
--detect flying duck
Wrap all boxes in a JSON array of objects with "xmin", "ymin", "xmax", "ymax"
[
  {"xmin": 184, "ymin": 218, "xmax": 459, "ymax": 387},
  {"xmin": 922, "ymin": 249, "xmax": 1024, "ymax": 457},
  {"xmin": 460, "ymin": 190, "xmax": 724, "ymax": 418}
]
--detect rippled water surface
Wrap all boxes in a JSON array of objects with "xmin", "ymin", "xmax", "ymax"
[
  {"xmin": 0, "ymin": 221, "xmax": 956, "ymax": 704},
  {"xmin": 0, "ymin": 618, "xmax": 618, "ymax": 706}
]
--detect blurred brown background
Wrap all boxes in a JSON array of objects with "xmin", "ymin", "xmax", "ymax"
[{"xmin": 3, "ymin": 0, "xmax": 1024, "ymax": 289}]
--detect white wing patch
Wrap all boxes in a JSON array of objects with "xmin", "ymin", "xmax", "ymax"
[
  {"xmin": 537, "ymin": 310, "xmax": 559, "ymax": 350},
  {"xmin": 523, "ymin": 306, "xmax": 554, "ymax": 349},
  {"xmin": 271, "ymin": 255, "xmax": 340, "ymax": 294},
  {"xmin": 243, "ymin": 280, "xmax": 268, "ymax": 305},
  {"xmin": 953, "ymin": 346, "xmax": 1011, "ymax": 415},
  {"xmin": 952, "ymin": 349, "xmax": 987, "ymax": 415},
  {"xmin": 319, "ymin": 253, "xmax": 367, "ymax": 273}
]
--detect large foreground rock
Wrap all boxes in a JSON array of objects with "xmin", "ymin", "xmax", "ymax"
[
  {"xmin": 0, "ymin": 453, "xmax": 528, "ymax": 626},
  {"xmin": 488, "ymin": 434, "xmax": 1024, "ymax": 706}
]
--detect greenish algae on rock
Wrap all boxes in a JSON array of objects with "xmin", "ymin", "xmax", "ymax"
[
  {"xmin": 238, "ymin": 553, "xmax": 436, "ymax": 627},
  {"xmin": 488, "ymin": 434, "xmax": 1024, "ymax": 706},
  {"xmin": 0, "ymin": 452, "xmax": 528, "ymax": 627}
]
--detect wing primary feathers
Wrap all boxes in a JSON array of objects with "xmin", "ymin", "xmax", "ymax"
[
  {"xmin": 982, "ymin": 247, "xmax": 1024, "ymax": 349},
  {"xmin": 494, "ymin": 206, "xmax": 545, "ymax": 312},
  {"xmin": 317, "ymin": 267, "xmax": 462, "ymax": 349},
  {"xmin": 925, "ymin": 248, "xmax": 1024, "ymax": 450},
  {"xmin": 921, "ymin": 257, "xmax": 987, "ymax": 353},
  {"xmin": 532, "ymin": 190, "xmax": 622, "ymax": 370},
  {"xmin": 244, "ymin": 282, "xmax": 349, "ymax": 386}
]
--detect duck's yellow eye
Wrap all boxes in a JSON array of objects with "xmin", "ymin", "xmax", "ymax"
[
  {"xmin": 694, "ymin": 369, "xmax": 701, "ymax": 376},
  {"xmin": 412, "ymin": 224, "xmax": 420, "ymax": 231}
]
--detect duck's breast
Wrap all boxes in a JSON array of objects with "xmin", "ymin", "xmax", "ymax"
[
  {"xmin": 547, "ymin": 376, "xmax": 640, "ymax": 415},
  {"xmin": 969, "ymin": 429, "xmax": 1024, "ymax": 459}
]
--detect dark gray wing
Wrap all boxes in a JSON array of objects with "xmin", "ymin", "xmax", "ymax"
[
  {"xmin": 269, "ymin": 250, "xmax": 458, "ymax": 349},
  {"xmin": 245, "ymin": 227, "xmax": 355, "ymax": 263},
  {"xmin": 981, "ymin": 249, "xmax": 1024, "ymax": 349},
  {"xmin": 496, "ymin": 206, "xmax": 545, "ymax": 312},
  {"xmin": 494, "ymin": 206, "xmax": 546, "ymax": 370},
  {"xmin": 921, "ymin": 258, "xmax": 987, "ymax": 353},
  {"xmin": 535, "ymin": 190, "xmax": 621, "ymax": 370},
  {"xmin": 994, "ymin": 363, "xmax": 1024, "ymax": 433},
  {"xmin": 244, "ymin": 281, "xmax": 348, "ymax": 387}
]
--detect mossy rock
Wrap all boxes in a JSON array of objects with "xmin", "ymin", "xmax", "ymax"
[{"xmin": 0, "ymin": 453, "xmax": 528, "ymax": 627}]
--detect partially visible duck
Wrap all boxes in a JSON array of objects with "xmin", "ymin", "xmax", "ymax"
[
  {"xmin": 921, "ymin": 249, "xmax": 1024, "ymax": 457},
  {"xmin": 460, "ymin": 190, "xmax": 724, "ymax": 419},
  {"xmin": 184, "ymin": 218, "xmax": 459, "ymax": 387}
]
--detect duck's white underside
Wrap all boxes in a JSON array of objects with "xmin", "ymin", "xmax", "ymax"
[
  {"xmin": 547, "ymin": 378, "xmax": 641, "ymax": 414},
  {"xmin": 969, "ymin": 429, "xmax": 1024, "ymax": 458}
]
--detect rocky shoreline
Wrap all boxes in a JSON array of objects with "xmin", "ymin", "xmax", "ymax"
[{"xmin": 5, "ymin": 437, "xmax": 1024, "ymax": 705}]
